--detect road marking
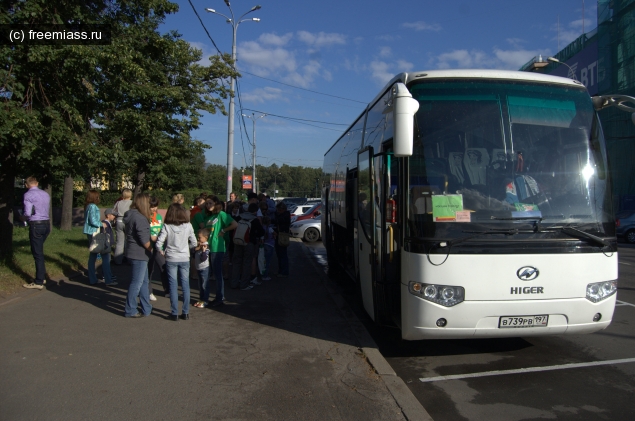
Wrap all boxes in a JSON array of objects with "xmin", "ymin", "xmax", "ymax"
[
  {"xmin": 419, "ymin": 357, "xmax": 635, "ymax": 383},
  {"xmin": 616, "ymin": 300, "xmax": 635, "ymax": 308},
  {"xmin": 619, "ymin": 261, "xmax": 632, "ymax": 265}
]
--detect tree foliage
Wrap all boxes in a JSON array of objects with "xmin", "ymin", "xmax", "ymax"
[{"xmin": 0, "ymin": 0, "xmax": 236, "ymax": 258}]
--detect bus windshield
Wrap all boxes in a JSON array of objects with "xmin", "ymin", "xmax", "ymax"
[{"xmin": 406, "ymin": 79, "xmax": 613, "ymax": 243}]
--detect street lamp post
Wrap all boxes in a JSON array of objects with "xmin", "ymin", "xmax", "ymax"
[
  {"xmin": 206, "ymin": 2, "xmax": 261, "ymax": 202},
  {"xmin": 235, "ymin": 152, "xmax": 246, "ymax": 190},
  {"xmin": 242, "ymin": 112, "xmax": 266, "ymax": 193},
  {"xmin": 274, "ymin": 172, "xmax": 281, "ymax": 199},
  {"xmin": 547, "ymin": 57, "xmax": 578, "ymax": 81}
]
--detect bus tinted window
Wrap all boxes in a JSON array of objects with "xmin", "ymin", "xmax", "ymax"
[{"xmin": 406, "ymin": 79, "xmax": 611, "ymax": 240}]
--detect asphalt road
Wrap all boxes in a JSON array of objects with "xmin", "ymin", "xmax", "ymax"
[{"xmin": 304, "ymin": 240, "xmax": 635, "ymax": 421}]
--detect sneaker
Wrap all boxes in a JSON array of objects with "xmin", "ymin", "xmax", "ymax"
[
  {"xmin": 23, "ymin": 282, "xmax": 44, "ymax": 290},
  {"xmin": 149, "ymin": 293, "xmax": 157, "ymax": 301},
  {"xmin": 241, "ymin": 285, "xmax": 254, "ymax": 291},
  {"xmin": 250, "ymin": 277, "xmax": 262, "ymax": 286},
  {"xmin": 209, "ymin": 299, "xmax": 225, "ymax": 307},
  {"xmin": 262, "ymin": 276, "xmax": 272, "ymax": 281}
]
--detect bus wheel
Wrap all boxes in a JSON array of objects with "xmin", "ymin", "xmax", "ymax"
[{"xmin": 626, "ymin": 229, "xmax": 635, "ymax": 244}]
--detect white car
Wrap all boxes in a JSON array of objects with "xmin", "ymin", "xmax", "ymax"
[{"xmin": 289, "ymin": 215, "xmax": 321, "ymax": 242}]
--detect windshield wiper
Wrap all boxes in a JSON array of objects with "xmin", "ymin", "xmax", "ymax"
[{"xmin": 560, "ymin": 226, "xmax": 612, "ymax": 249}]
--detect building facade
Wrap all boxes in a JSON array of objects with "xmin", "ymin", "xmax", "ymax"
[{"xmin": 521, "ymin": 0, "xmax": 635, "ymax": 211}]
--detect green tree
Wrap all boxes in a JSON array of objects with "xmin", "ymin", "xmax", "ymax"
[{"xmin": 0, "ymin": 0, "xmax": 237, "ymax": 258}]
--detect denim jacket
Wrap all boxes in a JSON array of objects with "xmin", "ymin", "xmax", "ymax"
[{"xmin": 83, "ymin": 204, "xmax": 101, "ymax": 235}]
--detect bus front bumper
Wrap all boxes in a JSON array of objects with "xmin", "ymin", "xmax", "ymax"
[{"xmin": 401, "ymin": 294, "xmax": 616, "ymax": 340}]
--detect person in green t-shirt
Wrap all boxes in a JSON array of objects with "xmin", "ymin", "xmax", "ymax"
[
  {"xmin": 201, "ymin": 202, "xmax": 237, "ymax": 306},
  {"xmin": 192, "ymin": 196, "xmax": 218, "ymax": 236},
  {"xmin": 148, "ymin": 196, "xmax": 168, "ymax": 299}
]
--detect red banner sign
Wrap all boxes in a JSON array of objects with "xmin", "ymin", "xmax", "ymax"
[{"xmin": 242, "ymin": 175, "xmax": 253, "ymax": 190}]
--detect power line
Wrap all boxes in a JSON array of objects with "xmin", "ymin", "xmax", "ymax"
[
  {"xmin": 186, "ymin": 0, "xmax": 223, "ymax": 57},
  {"xmin": 240, "ymin": 108, "xmax": 349, "ymax": 126},
  {"xmin": 241, "ymin": 70, "xmax": 367, "ymax": 104},
  {"xmin": 238, "ymin": 78, "xmax": 364, "ymax": 110}
]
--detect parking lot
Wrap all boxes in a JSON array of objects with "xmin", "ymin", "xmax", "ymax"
[{"xmin": 305, "ymin": 241, "xmax": 635, "ymax": 420}]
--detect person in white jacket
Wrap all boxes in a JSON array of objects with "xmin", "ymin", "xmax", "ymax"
[{"xmin": 156, "ymin": 204, "xmax": 197, "ymax": 321}]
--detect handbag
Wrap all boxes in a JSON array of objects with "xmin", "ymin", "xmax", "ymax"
[
  {"xmin": 257, "ymin": 245, "xmax": 267, "ymax": 275},
  {"xmin": 277, "ymin": 232, "xmax": 290, "ymax": 247},
  {"xmin": 89, "ymin": 229, "xmax": 109, "ymax": 254}
]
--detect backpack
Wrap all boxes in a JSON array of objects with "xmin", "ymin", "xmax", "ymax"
[{"xmin": 233, "ymin": 218, "xmax": 252, "ymax": 246}]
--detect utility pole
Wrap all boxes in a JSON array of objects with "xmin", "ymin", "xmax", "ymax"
[
  {"xmin": 205, "ymin": 3, "xmax": 262, "ymax": 201},
  {"xmin": 242, "ymin": 112, "xmax": 266, "ymax": 193}
]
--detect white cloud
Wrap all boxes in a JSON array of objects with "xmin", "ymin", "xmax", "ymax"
[
  {"xmin": 258, "ymin": 32, "xmax": 293, "ymax": 46},
  {"xmin": 297, "ymin": 31, "xmax": 346, "ymax": 47},
  {"xmin": 402, "ymin": 21, "xmax": 442, "ymax": 32},
  {"xmin": 435, "ymin": 50, "xmax": 488, "ymax": 69},
  {"xmin": 396, "ymin": 60, "xmax": 414, "ymax": 72},
  {"xmin": 240, "ymin": 87, "xmax": 285, "ymax": 104},
  {"xmin": 494, "ymin": 48, "xmax": 549, "ymax": 69},
  {"xmin": 379, "ymin": 47, "xmax": 391, "ymax": 58},
  {"xmin": 238, "ymin": 41, "xmax": 296, "ymax": 74},
  {"xmin": 370, "ymin": 60, "xmax": 394, "ymax": 85},
  {"xmin": 284, "ymin": 60, "xmax": 323, "ymax": 88},
  {"xmin": 434, "ymin": 48, "xmax": 550, "ymax": 70}
]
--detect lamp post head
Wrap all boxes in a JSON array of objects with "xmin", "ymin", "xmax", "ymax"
[
  {"xmin": 224, "ymin": 0, "xmax": 230, "ymax": 7},
  {"xmin": 205, "ymin": 8, "xmax": 215, "ymax": 13},
  {"xmin": 252, "ymin": 18, "xmax": 260, "ymax": 22},
  {"xmin": 547, "ymin": 57, "xmax": 560, "ymax": 63},
  {"xmin": 252, "ymin": 5, "xmax": 262, "ymax": 11}
]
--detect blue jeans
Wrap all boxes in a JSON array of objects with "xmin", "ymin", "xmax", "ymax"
[
  {"xmin": 197, "ymin": 267, "xmax": 210, "ymax": 303},
  {"xmin": 125, "ymin": 259, "xmax": 152, "ymax": 317},
  {"xmin": 275, "ymin": 242, "xmax": 289, "ymax": 276},
  {"xmin": 263, "ymin": 244, "xmax": 274, "ymax": 277},
  {"xmin": 29, "ymin": 222, "xmax": 50, "ymax": 285},
  {"xmin": 101, "ymin": 252, "xmax": 114, "ymax": 284},
  {"xmin": 210, "ymin": 252, "xmax": 225, "ymax": 302},
  {"xmin": 166, "ymin": 261, "xmax": 190, "ymax": 315}
]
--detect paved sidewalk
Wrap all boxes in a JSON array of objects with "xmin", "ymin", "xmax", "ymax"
[{"xmin": 0, "ymin": 242, "xmax": 426, "ymax": 421}]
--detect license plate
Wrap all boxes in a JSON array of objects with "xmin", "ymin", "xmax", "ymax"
[{"xmin": 499, "ymin": 315, "xmax": 549, "ymax": 328}]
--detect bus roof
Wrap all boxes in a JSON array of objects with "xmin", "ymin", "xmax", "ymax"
[{"xmin": 372, "ymin": 69, "xmax": 585, "ymax": 107}]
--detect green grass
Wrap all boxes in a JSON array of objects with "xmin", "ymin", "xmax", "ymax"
[{"xmin": 0, "ymin": 226, "xmax": 89, "ymax": 294}]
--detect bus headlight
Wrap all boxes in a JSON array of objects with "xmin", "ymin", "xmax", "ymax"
[
  {"xmin": 585, "ymin": 280, "xmax": 617, "ymax": 303},
  {"xmin": 409, "ymin": 282, "xmax": 464, "ymax": 307}
]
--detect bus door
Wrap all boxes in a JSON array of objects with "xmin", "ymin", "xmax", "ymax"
[{"xmin": 357, "ymin": 147, "xmax": 376, "ymax": 319}]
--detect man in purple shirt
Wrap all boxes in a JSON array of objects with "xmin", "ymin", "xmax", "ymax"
[{"xmin": 20, "ymin": 176, "xmax": 51, "ymax": 290}]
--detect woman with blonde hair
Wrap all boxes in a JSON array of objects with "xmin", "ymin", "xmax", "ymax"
[
  {"xmin": 123, "ymin": 193, "xmax": 154, "ymax": 318},
  {"xmin": 113, "ymin": 188, "xmax": 133, "ymax": 264}
]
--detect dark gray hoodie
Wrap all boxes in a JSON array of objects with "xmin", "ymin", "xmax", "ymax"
[{"xmin": 123, "ymin": 209, "xmax": 152, "ymax": 261}]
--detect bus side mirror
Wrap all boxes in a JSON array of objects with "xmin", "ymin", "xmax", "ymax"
[
  {"xmin": 392, "ymin": 83, "xmax": 420, "ymax": 157},
  {"xmin": 592, "ymin": 94, "xmax": 635, "ymax": 126}
]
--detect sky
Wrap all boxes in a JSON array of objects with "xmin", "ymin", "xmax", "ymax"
[{"xmin": 161, "ymin": 0, "xmax": 598, "ymax": 170}]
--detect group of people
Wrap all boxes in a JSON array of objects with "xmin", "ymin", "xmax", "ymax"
[{"xmin": 82, "ymin": 189, "xmax": 291, "ymax": 320}]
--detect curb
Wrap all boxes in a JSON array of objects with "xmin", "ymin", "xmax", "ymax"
[{"xmin": 300, "ymin": 242, "xmax": 434, "ymax": 421}]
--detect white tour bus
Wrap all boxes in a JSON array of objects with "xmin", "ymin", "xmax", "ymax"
[{"xmin": 322, "ymin": 69, "xmax": 631, "ymax": 340}]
